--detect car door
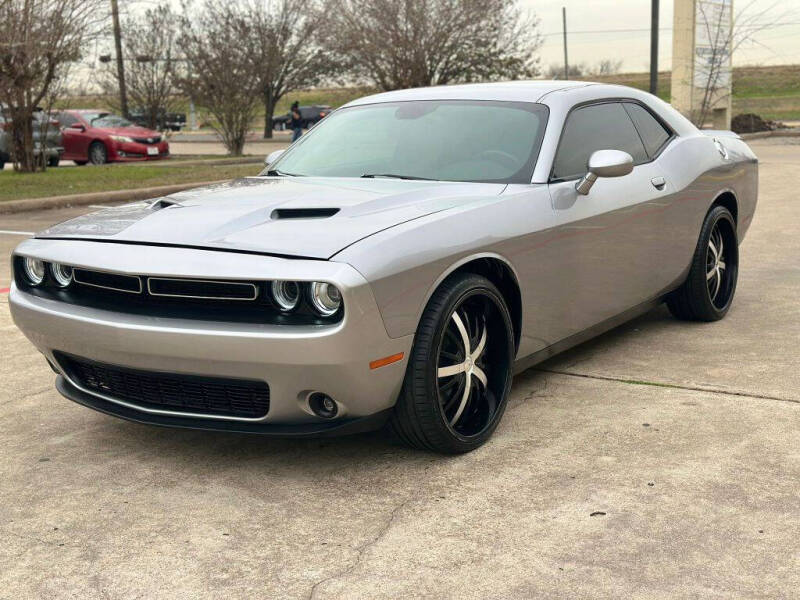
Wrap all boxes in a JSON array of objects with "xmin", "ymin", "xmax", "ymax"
[
  {"xmin": 541, "ymin": 101, "xmax": 675, "ymax": 341},
  {"xmin": 59, "ymin": 113, "xmax": 91, "ymax": 160}
]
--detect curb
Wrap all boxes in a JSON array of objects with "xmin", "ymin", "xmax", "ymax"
[
  {"xmin": 0, "ymin": 179, "xmax": 230, "ymax": 215},
  {"xmin": 740, "ymin": 129, "xmax": 800, "ymax": 140}
]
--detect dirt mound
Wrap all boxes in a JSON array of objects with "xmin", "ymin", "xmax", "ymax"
[{"xmin": 731, "ymin": 113, "xmax": 785, "ymax": 134}]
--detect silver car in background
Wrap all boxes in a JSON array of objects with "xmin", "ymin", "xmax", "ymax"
[
  {"xmin": 10, "ymin": 82, "xmax": 758, "ymax": 453},
  {"xmin": 0, "ymin": 107, "xmax": 64, "ymax": 169}
]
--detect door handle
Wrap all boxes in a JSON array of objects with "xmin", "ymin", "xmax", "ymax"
[{"xmin": 651, "ymin": 176, "xmax": 666, "ymax": 190}]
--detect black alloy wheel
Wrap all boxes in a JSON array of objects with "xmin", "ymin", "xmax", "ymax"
[
  {"xmin": 667, "ymin": 205, "xmax": 738, "ymax": 321},
  {"xmin": 389, "ymin": 273, "xmax": 514, "ymax": 453}
]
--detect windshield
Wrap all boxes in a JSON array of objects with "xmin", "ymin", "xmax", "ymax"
[
  {"xmin": 87, "ymin": 113, "xmax": 133, "ymax": 128},
  {"xmin": 267, "ymin": 100, "xmax": 549, "ymax": 184}
]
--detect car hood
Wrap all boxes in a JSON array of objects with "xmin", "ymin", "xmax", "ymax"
[{"xmin": 37, "ymin": 176, "xmax": 506, "ymax": 259}]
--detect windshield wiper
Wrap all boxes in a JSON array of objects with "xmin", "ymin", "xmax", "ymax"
[
  {"xmin": 361, "ymin": 173, "xmax": 433, "ymax": 181},
  {"xmin": 266, "ymin": 169, "xmax": 299, "ymax": 177}
]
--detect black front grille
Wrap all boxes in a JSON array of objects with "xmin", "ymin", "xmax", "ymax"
[
  {"xmin": 55, "ymin": 352, "xmax": 270, "ymax": 419},
  {"xmin": 73, "ymin": 268, "xmax": 142, "ymax": 293},
  {"xmin": 147, "ymin": 277, "xmax": 258, "ymax": 300},
  {"xmin": 132, "ymin": 136, "xmax": 161, "ymax": 144}
]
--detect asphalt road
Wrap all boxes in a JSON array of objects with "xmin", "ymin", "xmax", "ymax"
[{"xmin": 0, "ymin": 139, "xmax": 798, "ymax": 599}]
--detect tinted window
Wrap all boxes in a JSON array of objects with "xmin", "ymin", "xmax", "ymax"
[
  {"xmin": 624, "ymin": 103, "xmax": 671, "ymax": 157},
  {"xmin": 270, "ymin": 100, "xmax": 549, "ymax": 184},
  {"xmin": 552, "ymin": 102, "xmax": 648, "ymax": 180}
]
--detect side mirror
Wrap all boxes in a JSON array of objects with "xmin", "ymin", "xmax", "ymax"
[
  {"xmin": 69, "ymin": 123, "xmax": 86, "ymax": 132},
  {"xmin": 265, "ymin": 149, "xmax": 285, "ymax": 166},
  {"xmin": 575, "ymin": 149, "xmax": 634, "ymax": 195}
]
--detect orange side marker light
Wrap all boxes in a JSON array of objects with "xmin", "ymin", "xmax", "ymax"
[{"xmin": 369, "ymin": 352, "xmax": 404, "ymax": 370}]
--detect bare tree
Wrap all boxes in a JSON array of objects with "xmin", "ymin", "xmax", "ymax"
[
  {"xmin": 546, "ymin": 62, "xmax": 585, "ymax": 80},
  {"xmin": 691, "ymin": 0, "xmax": 791, "ymax": 127},
  {"xmin": 179, "ymin": 1, "xmax": 262, "ymax": 155},
  {"xmin": 0, "ymin": 0, "xmax": 104, "ymax": 172},
  {"xmin": 319, "ymin": 0, "xmax": 541, "ymax": 91},
  {"xmin": 102, "ymin": 5, "xmax": 180, "ymax": 130},
  {"xmin": 246, "ymin": 0, "xmax": 335, "ymax": 139},
  {"xmin": 590, "ymin": 59, "xmax": 623, "ymax": 76},
  {"xmin": 546, "ymin": 59, "xmax": 622, "ymax": 80}
]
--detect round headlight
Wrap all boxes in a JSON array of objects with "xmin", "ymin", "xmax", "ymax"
[
  {"xmin": 22, "ymin": 257, "xmax": 46, "ymax": 286},
  {"xmin": 309, "ymin": 282, "xmax": 342, "ymax": 316},
  {"xmin": 271, "ymin": 280, "xmax": 301, "ymax": 312},
  {"xmin": 50, "ymin": 263, "xmax": 73, "ymax": 288}
]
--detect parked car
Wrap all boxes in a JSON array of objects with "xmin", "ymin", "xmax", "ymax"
[
  {"xmin": 129, "ymin": 108, "xmax": 187, "ymax": 132},
  {"xmin": 271, "ymin": 104, "xmax": 331, "ymax": 130},
  {"xmin": 0, "ymin": 107, "xmax": 64, "ymax": 169},
  {"xmin": 10, "ymin": 82, "xmax": 757, "ymax": 453},
  {"xmin": 56, "ymin": 110, "xmax": 169, "ymax": 165}
]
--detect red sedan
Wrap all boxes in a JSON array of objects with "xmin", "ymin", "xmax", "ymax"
[{"xmin": 56, "ymin": 110, "xmax": 170, "ymax": 165}]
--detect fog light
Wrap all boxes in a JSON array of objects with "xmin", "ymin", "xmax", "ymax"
[
  {"xmin": 309, "ymin": 392, "xmax": 338, "ymax": 419},
  {"xmin": 22, "ymin": 257, "xmax": 46, "ymax": 285},
  {"xmin": 49, "ymin": 262, "xmax": 73, "ymax": 288},
  {"xmin": 309, "ymin": 282, "xmax": 342, "ymax": 316},
  {"xmin": 271, "ymin": 280, "xmax": 300, "ymax": 311}
]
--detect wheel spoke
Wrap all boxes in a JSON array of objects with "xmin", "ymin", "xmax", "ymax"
[
  {"xmin": 451, "ymin": 311, "xmax": 471, "ymax": 357},
  {"xmin": 470, "ymin": 323, "xmax": 487, "ymax": 361},
  {"xmin": 707, "ymin": 266, "xmax": 716, "ymax": 280},
  {"xmin": 710, "ymin": 269, "xmax": 721, "ymax": 301},
  {"xmin": 443, "ymin": 376, "xmax": 466, "ymax": 411},
  {"xmin": 472, "ymin": 365, "xmax": 488, "ymax": 387},
  {"xmin": 708, "ymin": 238, "xmax": 719, "ymax": 262},
  {"xmin": 438, "ymin": 362, "xmax": 467, "ymax": 378},
  {"xmin": 449, "ymin": 372, "xmax": 472, "ymax": 425}
]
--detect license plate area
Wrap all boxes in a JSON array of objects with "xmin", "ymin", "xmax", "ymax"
[{"xmin": 147, "ymin": 146, "xmax": 158, "ymax": 156}]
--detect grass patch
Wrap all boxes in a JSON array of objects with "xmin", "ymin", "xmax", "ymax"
[{"xmin": 0, "ymin": 162, "xmax": 262, "ymax": 202}]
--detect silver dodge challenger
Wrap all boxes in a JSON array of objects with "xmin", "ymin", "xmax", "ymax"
[{"xmin": 10, "ymin": 81, "xmax": 758, "ymax": 453}]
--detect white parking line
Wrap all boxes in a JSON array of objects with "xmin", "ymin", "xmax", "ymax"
[{"xmin": 0, "ymin": 230, "xmax": 34, "ymax": 236}]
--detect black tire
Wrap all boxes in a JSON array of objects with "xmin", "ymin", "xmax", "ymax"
[
  {"xmin": 88, "ymin": 141, "xmax": 108, "ymax": 165},
  {"xmin": 389, "ymin": 273, "xmax": 514, "ymax": 454},
  {"xmin": 667, "ymin": 205, "xmax": 738, "ymax": 321},
  {"xmin": 0, "ymin": 160, "xmax": 5, "ymax": 171},
  {"xmin": 48, "ymin": 156, "xmax": 60, "ymax": 168}
]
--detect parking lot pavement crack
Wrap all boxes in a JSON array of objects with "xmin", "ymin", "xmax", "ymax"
[
  {"xmin": 536, "ymin": 368, "xmax": 799, "ymax": 405},
  {"xmin": 307, "ymin": 496, "xmax": 411, "ymax": 600}
]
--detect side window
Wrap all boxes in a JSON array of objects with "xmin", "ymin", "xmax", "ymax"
[
  {"xmin": 624, "ymin": 103, "xmax": 671, "ymax": 157},
  {"xmin": 58, "ymin": 113, "xmax": 76, "ymax": 127},
  {"xmin": 552, "ymin": 102, "xmax": 648, "ymax": 181}
]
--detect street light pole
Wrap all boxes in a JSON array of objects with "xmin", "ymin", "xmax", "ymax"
[
  {"xmin": 562, "ymin": 7, "xmax": 569, "ymax": 80},
  {"xmin": 650, "ymin": 0, "xmax": 660, "ymax": 95},
  {"xmin": 110, "ymin": 0, "xmax": 129, "ymax": 118}
]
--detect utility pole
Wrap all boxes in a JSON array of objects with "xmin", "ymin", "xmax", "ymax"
[
  {"xmin": 562, "ymin": 7, "xmax": 569, "ymax": 80},
  {"xmin": 650, "ymin": 0, "xmax": 660, "ymax": 95},
  {"xmin": 110, "ymin": 0, "xmax": 128, "ymax": 118}
]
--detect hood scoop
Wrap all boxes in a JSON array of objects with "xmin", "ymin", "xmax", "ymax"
[
  {"xmin": 271, "ymin": 207, "xmax": 340, "ymax": 220},
  {"xmin": 150, "ymin": 198, "xmax": 182, "ymax": 211}
]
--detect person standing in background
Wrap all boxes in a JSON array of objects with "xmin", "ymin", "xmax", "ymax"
[{"xmin": 290, "ymin": 102, "xmax": 303, "ymax": 142}]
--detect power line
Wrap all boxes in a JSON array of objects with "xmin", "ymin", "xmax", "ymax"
[{"xmin": 540, "ymin": 21, "xmax": 800, "ymax": 37}]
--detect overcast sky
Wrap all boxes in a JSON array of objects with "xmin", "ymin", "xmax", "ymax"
[{"xmin": 521, "ymin": 0, "xmax": 800, "ymax": 72}]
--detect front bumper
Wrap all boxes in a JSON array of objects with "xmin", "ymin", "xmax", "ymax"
[
  {"xmin": 111, "ymin": 141, "xmax": 169, "ymax": 161},
  {"xmin": 10, "ymin": 239, "xmax": 412, "ymax": 434}
]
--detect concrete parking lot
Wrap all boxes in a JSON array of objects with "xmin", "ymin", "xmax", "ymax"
[{"xmin": 0, "ymin": 138, "xmax": 798, "ymax": 599}]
